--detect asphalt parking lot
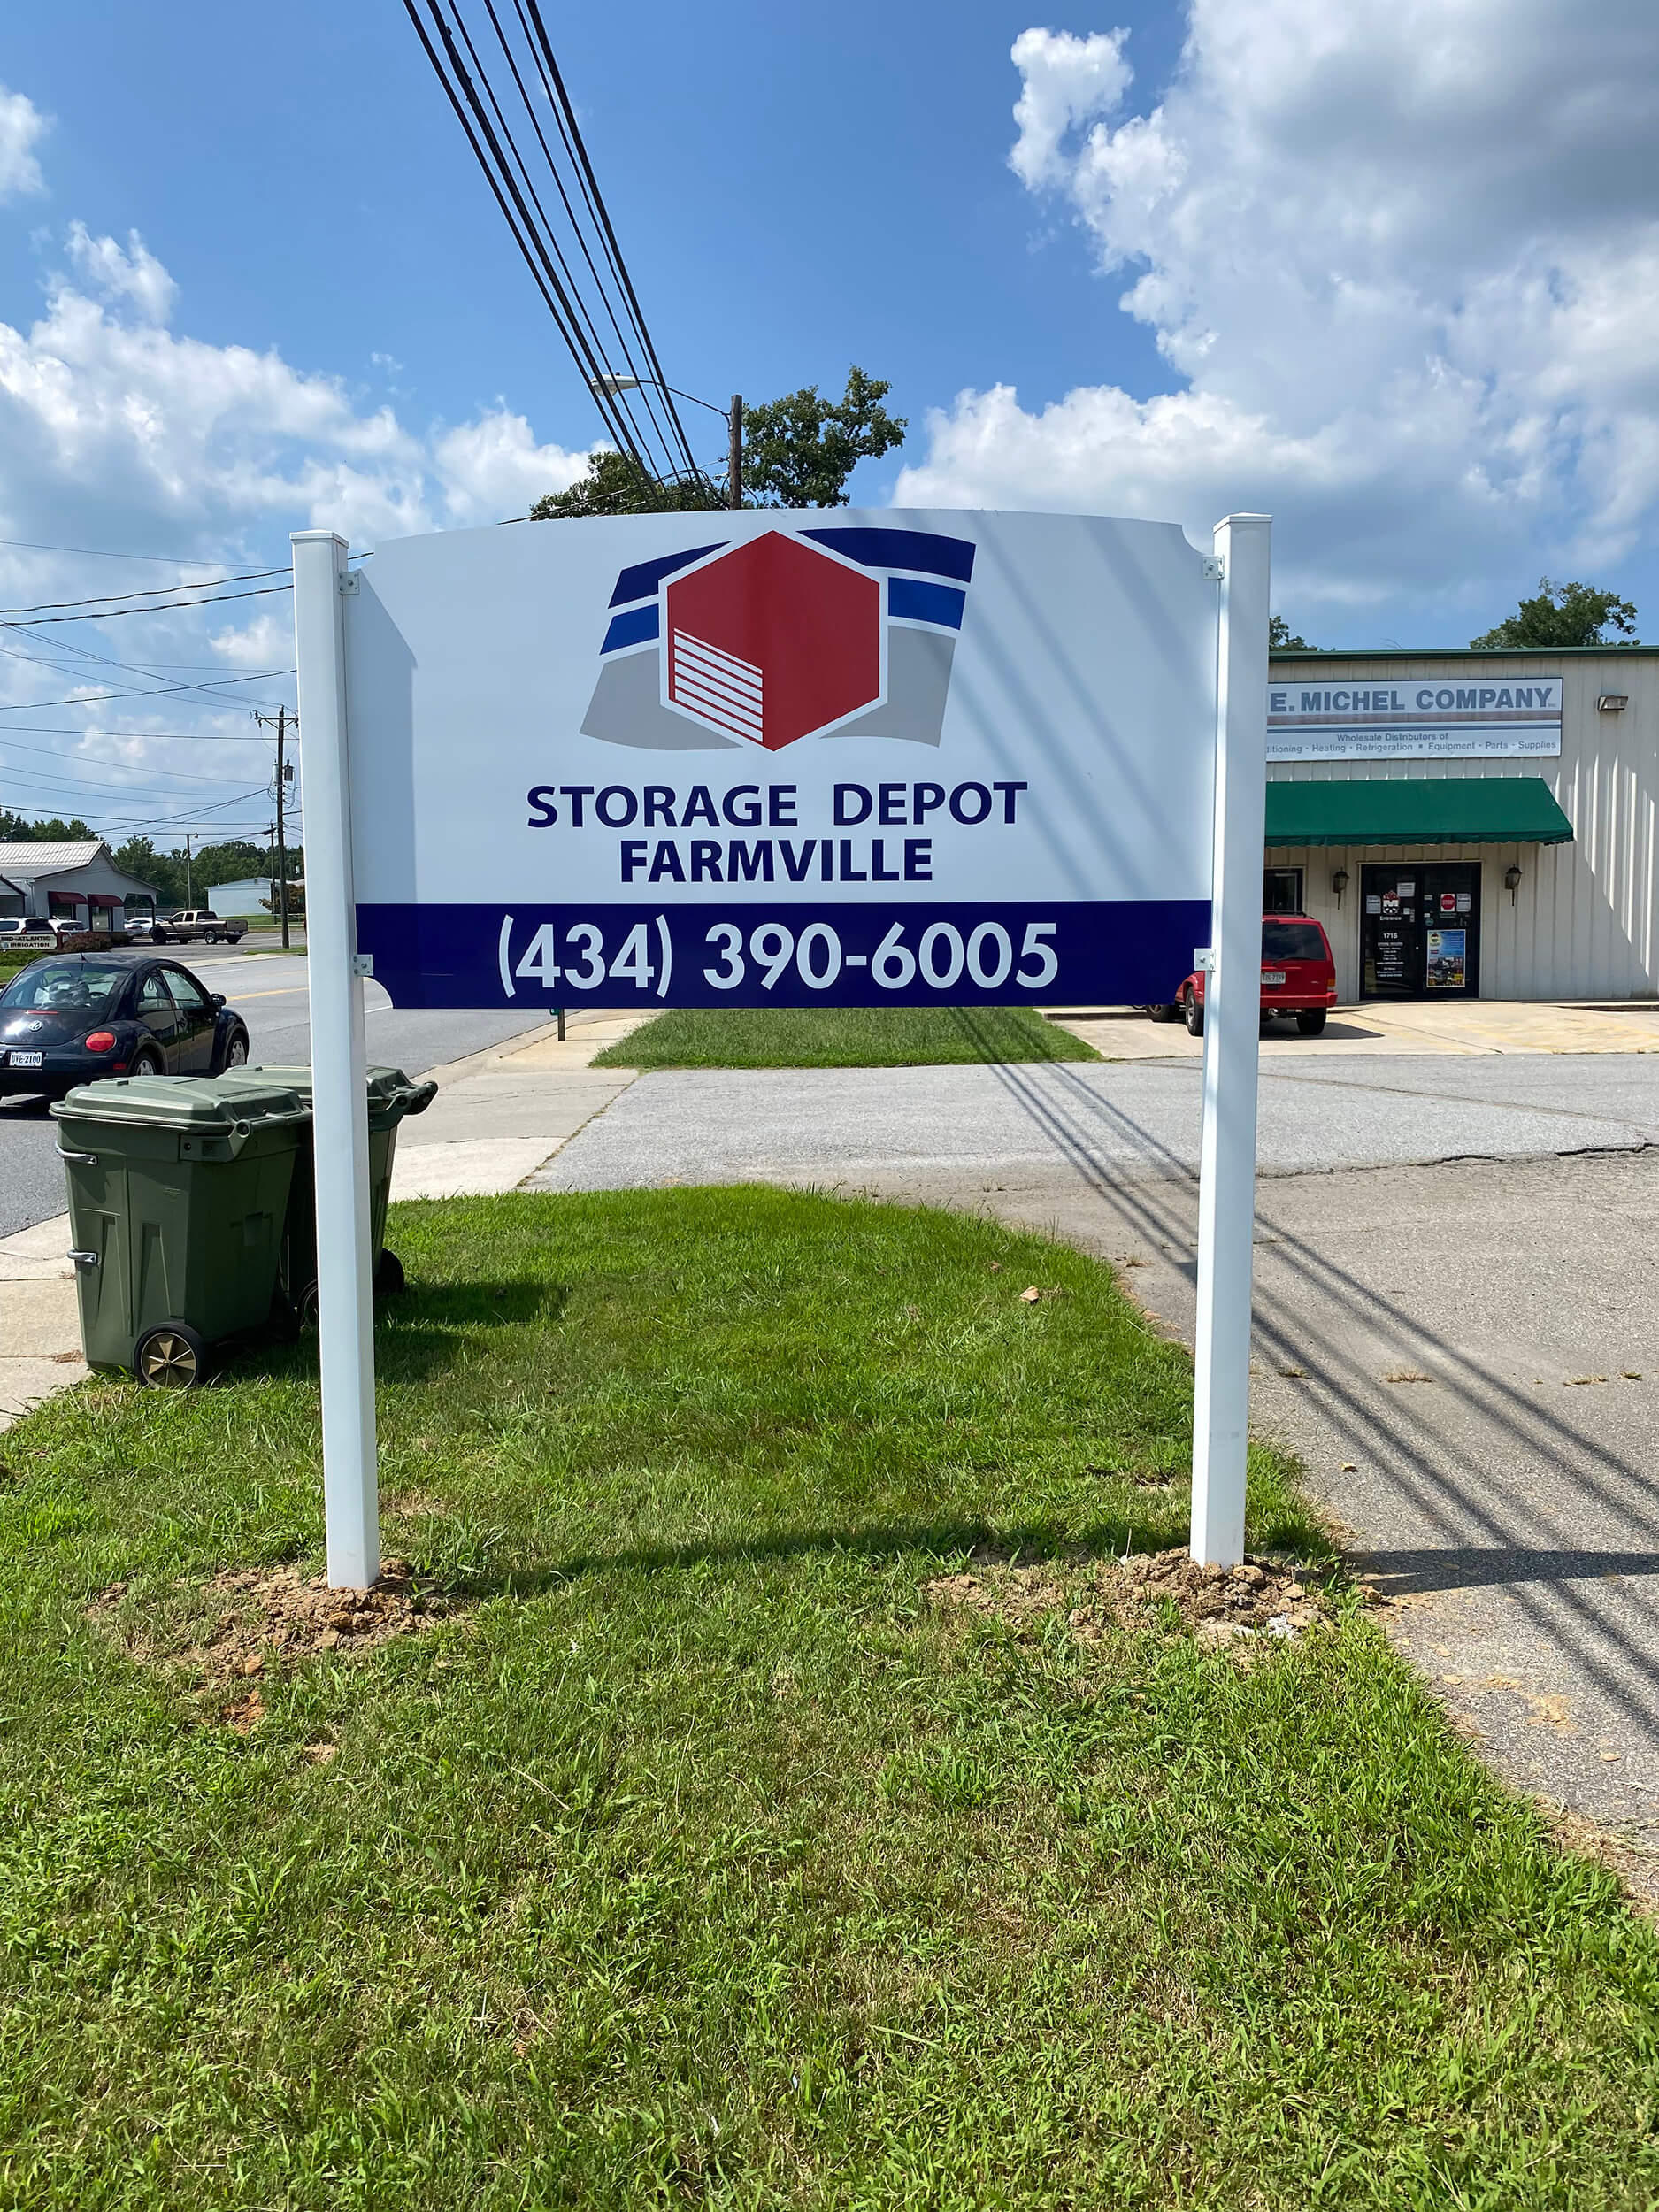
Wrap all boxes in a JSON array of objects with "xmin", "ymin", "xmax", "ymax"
[{"xmin": 0, "ymin": 949, "xmax": 546, "ymax": 1238}]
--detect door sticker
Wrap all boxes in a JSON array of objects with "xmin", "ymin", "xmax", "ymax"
[{"xmin": 1426, "ymin": 927, "xmax": 1466, "ymax": 990}]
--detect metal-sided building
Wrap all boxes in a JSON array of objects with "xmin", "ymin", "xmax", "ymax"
[
  {"xmin": 0, "ymin": 840, "xmax": 160, "ymax": 928},
  {"xmin": 1264, "ymin": 646, "xmax": 1657, "ymax": 1002}
]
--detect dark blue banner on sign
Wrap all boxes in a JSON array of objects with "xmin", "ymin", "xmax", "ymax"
[{"xmin": 356, "ymin": 900, "xmax": 1210, "ymax": 1011}]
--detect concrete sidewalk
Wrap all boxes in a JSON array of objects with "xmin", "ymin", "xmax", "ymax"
[
  {"xmin": 1056, "ymin": 996, "xmax": 1659, "ymax": 1058},
  {"xmin": 0, "ymin": 1007, "xmax": 648, "ymax": 1433}
]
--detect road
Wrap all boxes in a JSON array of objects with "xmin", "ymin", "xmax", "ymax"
[{"xmin": 0, "ymin": 949, "xmax": 547, "ymax": 1238}]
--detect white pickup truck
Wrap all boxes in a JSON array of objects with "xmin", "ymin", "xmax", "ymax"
[{"xmin": 148, "ymin": 909, "xmax": 247, "ymax": 946}]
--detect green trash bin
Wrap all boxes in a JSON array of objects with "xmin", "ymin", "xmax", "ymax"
[
  {"xmin": 50, "ymin": 1072, "xmax": 311, "ymax": 1386},
  {"xmin": 221, "ymin": 1064, "xmax": 437, "ymax": 1317}
]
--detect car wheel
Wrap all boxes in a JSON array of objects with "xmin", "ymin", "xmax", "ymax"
[
  {"xmin": 134, "ymin": 1320, "xmax": 207, "ymax": 1389},
  {"xmin": 1295, "ymin": 1010, "xmax": 1327, "ymax": 1036},
  {"xmin": 221, "ymin": 1030, "xmax": 250, "ymax": 1069},
  {"xmin": 1147, "ymin": 1002, "xmax": 1181, "ymax": 1024},
  {"xmin": 130, "ymin": 1045, "xmax": 164, "ymax": 1078},
  {"xmin": 1182, "ymin": 989, "xmax": 1204, "ymax": 1038}
]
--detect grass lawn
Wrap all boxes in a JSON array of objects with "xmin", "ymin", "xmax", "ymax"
[
  {"xmin": 591, "ymin": 1003, "xmax": 1098, "ymax": 1069},
  {"xmin": 3, "ymin": 1187, "xmax": 1657, "ymax": 2208}
]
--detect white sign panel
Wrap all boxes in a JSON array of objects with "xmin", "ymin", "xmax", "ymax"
[
  {"xmin": 1267, "ymin": 676, "xmax": 1562, "ymax": 763},
  {"xmin": 344, "ymin": 510, "xmax": 1222, "ymax": 1010}
]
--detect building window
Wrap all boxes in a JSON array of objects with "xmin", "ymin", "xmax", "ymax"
[{"xmin": 1263, "ymin": 866, "xmax": 1304, "ymax": 914}]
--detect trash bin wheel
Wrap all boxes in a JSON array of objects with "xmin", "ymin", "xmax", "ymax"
[
  {"xmin": 375, "ymin": 1248, "xmax": 406, "ymax": 1297},
  {"xmin": 297, "ymin": 1279, "xmax": 319, "ymax": 1330},
  {"xmin": 134, "ymin": 1320, "xmax": 207, "ymax": 1389}
]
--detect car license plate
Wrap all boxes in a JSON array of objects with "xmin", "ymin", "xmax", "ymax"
[
  {"xmin": 1260, "ymin": 971, "xmax": 1286, "ymax": 987},
  {"xmin": 7, "ymin": 1051, "xmax": 42, "ymax": 1069}
]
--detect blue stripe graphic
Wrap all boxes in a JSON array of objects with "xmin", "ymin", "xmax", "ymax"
[
  {"xmin": 803, "ymin": 528, "xmax": 976, "ymax": 582},
  {"xmin": 887, "ymin": 577, "xmax": 964, "ymax": 630},
  {"xmin": 601, "ymin": 604, "xmax": 659, "ymax": 654},
  {"xmin": 609, "ymin": 542, "xmax": 726, "ymax": 608}
]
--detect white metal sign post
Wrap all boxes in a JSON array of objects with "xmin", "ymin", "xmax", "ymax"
[
  {"xmin": 293, "ymin": 529, "xmax": 380, "ymax": 1590},
  {"xmin": 1192, "ymin": 515, "xmax": 1270, "ymax": 1566},
  {"xmin": 292, "ymin": 507, "xmax": 1269, "ymax": 1586}
]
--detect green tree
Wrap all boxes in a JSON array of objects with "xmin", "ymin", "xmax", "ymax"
[
  {"xmin": 740, "ymin": 367, "xmax": 906, "ymax": 508},
  {"xmin": 531, "ymin": 365, "xmax": 908, "ymax": 519},
  {"xmin": 1269, "ymin": 615, "xmax": 1311, "ymax": 649},
  {"xmin": 529, "ymin": 449, "xmax": 722, "ymax": 522},
  {"xmin": 0, "ymin": 812, "xmax": 96, "ymax": 842},
  {"xmin": 111, "ymin": 836, "xmax": 175, "ymax": 907},
  {"xmin": 1471, "ymin": 579, "xmax": 1639, "ymax": 649}
]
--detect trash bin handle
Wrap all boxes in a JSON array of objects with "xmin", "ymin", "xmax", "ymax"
[
  {"xmin": 57, "ymin": 1148, "xmax": 99, "ymax": 1166},
  {"xmin": 67, "ymin": 1249, "xmax": 99, "ymax": 1269}
]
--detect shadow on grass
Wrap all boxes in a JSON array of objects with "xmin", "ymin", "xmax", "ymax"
[
  {"xmin": 214, "ymin": 1280, "xmax": 569, "ymax": 1386},
  {"xmin": 441, "ymin": 1509, "xmax": 1334, "ymax": 1602}
]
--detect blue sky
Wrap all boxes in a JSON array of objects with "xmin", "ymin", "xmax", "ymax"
[
  {"xmin": 0, "ymin": 1, "xmax": 1185, "ymax": 499},
  {"xmin": 0, "ymin": 1, "xmax": 1654, "ymax": 841}
]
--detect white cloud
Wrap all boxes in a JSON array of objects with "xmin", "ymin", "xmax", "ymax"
[
  {"xmin": 1008, "ymin": 27, "xmax": 1132, "ymax": 190},
  {"xmin": 0, "ymin": 87, "xmax": 46, "ymax": 201},
  {"xmin": 432, "ymin": 409, "xmax": 592, "ymax": 526},
  {"xmin": 899, "ymin": 2, "xmax": 1659, "ymax": 626},
  {"xmin": 0, "ymin": 124, "xmax": 594, "ymax": 825},
  {"xmin": 65, "ymin": 222, "xmax": 178, "ymax": 325}
]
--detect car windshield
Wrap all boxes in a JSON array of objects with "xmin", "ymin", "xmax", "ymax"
[
  {"xmin": 0, "ymin": 958, "xmax": 127, "ymax": 1013},
  {"xmin": 1263, "ymin": 921, "xmax": 1327, "ymax": 963}
]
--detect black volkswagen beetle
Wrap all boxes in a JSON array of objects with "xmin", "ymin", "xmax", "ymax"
[{"xmin": 0, "ymin": 950, "xmax": 251, "ymax": 1102}]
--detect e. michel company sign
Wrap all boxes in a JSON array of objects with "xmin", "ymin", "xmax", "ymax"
[{"xmin": 1268, "ymin": 676, "xmax": 1563, "ymax": 763}]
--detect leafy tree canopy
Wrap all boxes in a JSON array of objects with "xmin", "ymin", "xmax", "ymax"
[
  {"xmin": 529, "ymin": 449, "xmax": 721, "ymax": 522},
  {"xmin": 0, "ymin": 812, "xmax": 96, "ymax": 843},
  {"xmin": 1269, "ymin": 615, "xmax": 1311, "ymax": 649},
  {"xmin": 741, "ymin": 367, "xmax": 906, "ymax": 509},
  {"xmin": 1471, "ymin": 579, "xmax": 1639, "ymax": 649},
  {"xmin": 531, "ymin": 365, "xmax": 907, "ymax": 520}
]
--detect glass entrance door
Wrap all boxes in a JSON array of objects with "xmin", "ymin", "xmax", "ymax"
[{"xmin": 1360, "ymin": 863, "xmax": 1481, "ymax": 998}]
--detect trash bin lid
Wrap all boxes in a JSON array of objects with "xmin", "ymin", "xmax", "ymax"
[
  {"xmin": 51, "ymin": 1073, "xmax": 307, "ymax": 1133},
  {"xmin": 238, "ymin": 1063, "xmax": 435, "ymax": 1121}
]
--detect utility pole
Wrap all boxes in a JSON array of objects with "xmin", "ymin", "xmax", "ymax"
[
  {"xmin": 184, "ymin": 833, "xmax": 194, "ymax": 908},
  {"xmin": 254, "ymin": 705, "xmax": 296, "ymax": 948},
  {"xmin": 728, "ymin": 394, "xmax": 742, "ymax": 509}
]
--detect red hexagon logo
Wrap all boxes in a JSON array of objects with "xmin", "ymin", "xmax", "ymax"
[{"xmin": 664, "ymin": 531, "xmax": 883, "ymax": 750}]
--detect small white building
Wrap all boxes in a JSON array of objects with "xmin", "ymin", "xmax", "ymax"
[
  {"xmin": 208, "ymin": 875, "xmax": 303, "ymax": 916},
  {"xmin": 1264, "ymin": 645, "xmax": 1656, "ymax": 1002},
  {"xmin": 0, "ymin": 840, "xmax": 160, "ymax": 928}
]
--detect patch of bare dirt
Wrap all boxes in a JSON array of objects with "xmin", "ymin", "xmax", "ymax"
[
  {"xmin": 89, "ymin": 1556, "xmax": 460, "ymax": 1695},
  {"xmin": 925, "ymin": 1548, "xmax": 1356, "ymax": 1650}
]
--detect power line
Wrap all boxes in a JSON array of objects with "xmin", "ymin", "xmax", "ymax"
[
  {"xmin": 0, "ymin": 672, "xmax": 291, "ymax": 711},
  {"xmin": 403, "ymin": 1, "xmax": 703, "ymax": 488},
  {"xmin": 0, "ymin": 733, "xmax": 262, "ymax": 781},
  {"xmin": 0, "ymin": 565, "xmax": 292, "ymax": 617},
  {"xmin": 4, "ymin": 581, "xmax": 295, "ymax": 627},
  {"xmin": 0, "ymin": 537, "xmax": 265, "ymax": 565},
  {"xmin": 0, "ymin": 722, "xmax": 284, "ymax": 741}
]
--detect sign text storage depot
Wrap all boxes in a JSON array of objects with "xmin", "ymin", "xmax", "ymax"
[{"xmin": 294, "ymin": 508, "xmax": 1271, "ymax": 1587}]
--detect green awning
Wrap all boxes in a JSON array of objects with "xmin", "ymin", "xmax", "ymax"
[{"xmin": 1264, "ymin": 776, "xmax": 1573, "ymax": 849}]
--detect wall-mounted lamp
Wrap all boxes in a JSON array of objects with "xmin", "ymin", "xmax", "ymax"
[
  {"xmin": 1504, "ymin": 863, "xmax": 1523, "ymax": 904},
  {"xmin": 1331, "ymin": 867, "xmax": 1349, "ymax": 909},
  {"xmin": 1598, "ymin": 694, "xmax": 1629, "ymax": 712}
]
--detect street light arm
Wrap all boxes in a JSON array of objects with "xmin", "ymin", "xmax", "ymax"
[{"xmin": 590, "ymin": 373, "xmax": 729, "ymax": 424}]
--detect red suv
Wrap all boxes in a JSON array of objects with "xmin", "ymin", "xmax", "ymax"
[{"xmin": 1149, "ymin": 914, "xmax": 1338, "ymax": 1037}]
